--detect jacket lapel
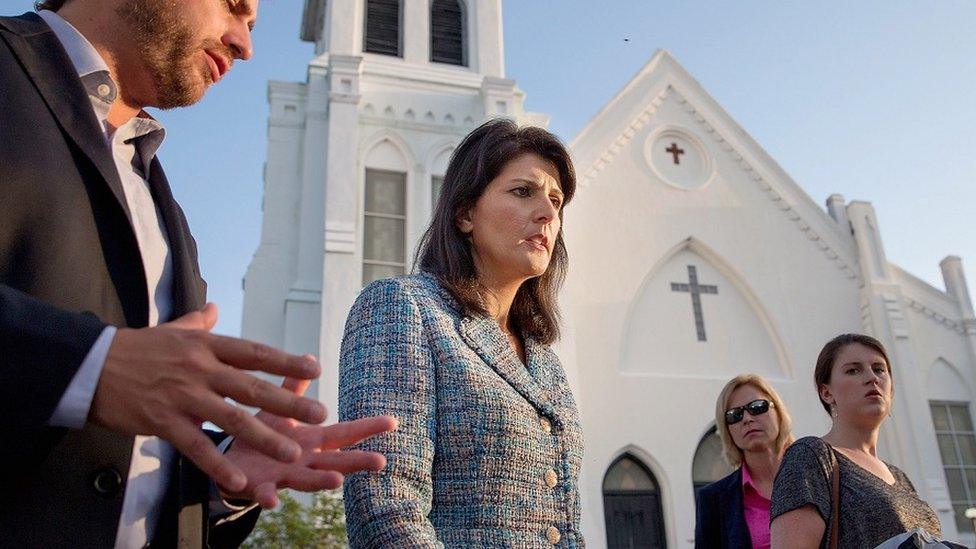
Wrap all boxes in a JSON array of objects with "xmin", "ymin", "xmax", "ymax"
[
  {"xmin": 459, "ymin": 315, "xmax": 558, "ymax": 420},
  {"xmin": 146, "ymin": 161, "xmax": 206, "ymax": 317},
  {"xmin": 719, "ymin": 468, "xmax": 752, "ymax": 547},
  {"xmin": 1, "ymin": 13, "xmax": 134, "ymax": 224}
]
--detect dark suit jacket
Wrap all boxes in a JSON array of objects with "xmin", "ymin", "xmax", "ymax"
[
  {"xmin": 0, "ymin": 12, "xmax": 255, "ymax": 547},
  {"xmin": 695, "ymin": 468, "xmax": 752, "ymax": 549}
]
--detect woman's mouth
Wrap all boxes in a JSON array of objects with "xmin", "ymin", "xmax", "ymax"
[{"xmin": 524, "ymin": 233, "xmax": 549, "ymax": 251}]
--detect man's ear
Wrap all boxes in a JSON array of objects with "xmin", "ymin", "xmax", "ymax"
[{"xmin": 456, "ymin": 208, "xmax": 474, "ymax": 234}]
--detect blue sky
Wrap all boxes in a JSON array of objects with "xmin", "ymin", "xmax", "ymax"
[{"xmin": 11, "ymin": 1, "xmax": 974, "ymax": 337}]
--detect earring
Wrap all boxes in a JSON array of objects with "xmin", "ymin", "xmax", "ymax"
[{"xmin": 830, "ymin": 402, "xmax": 838, "ymax": 417}]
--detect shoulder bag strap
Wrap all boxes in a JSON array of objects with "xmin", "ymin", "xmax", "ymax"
[{"xmin": 829, "ymin": 448, "xmax": 840, "ymax": 549}]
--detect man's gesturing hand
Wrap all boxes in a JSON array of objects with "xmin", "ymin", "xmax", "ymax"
[
  {"xmin": 90, "ymin": 303, "xmax": 328, "ymax": 492},
  {"xmin": 222, "ymin": 377, "xmax": 398, "ymax": 508}
]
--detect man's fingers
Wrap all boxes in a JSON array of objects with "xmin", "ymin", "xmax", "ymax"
[
  {"xmin": 282, "ymin": 374, "xmax": 311, "ymax": 397},
  {"xmin": 314, "ymin": 416, "xmax": 399, "ymax": 450},
  {"xmin": 283, "ymin": 469, "xmax": 344, "ymax": 492},
  {"xmin": 195, "ymin": 393, "xmax": 303, "ymax": 464},
  {"xmin": 252, "ymin": 482, "xmax": 279, "ymax": 509},
  {"xmin": 308, "ymin": 449, "xmax": 387, "ymax": 474},
  {"xmin": 212, "ymin": 370, "xmax": 326, "ymax": 425},
  {"xmin": 165, "ymin": 421, "xmax": 246, "ymax": 493},
  {"xmin": 206, "ymin": 335, "xmax": 321, "ymax": 380},
  {"xmin": 165, "ymin": 302, "xmax": 218, "ymax": 331}
]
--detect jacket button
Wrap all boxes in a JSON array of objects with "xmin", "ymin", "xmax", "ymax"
[
  {"xmin": 91, "ymin": 467, "xmax": 123, "ymax": 498},
  {"xmin": 540, "ymin": 417, "xmax": 552, "ymax": 433},
  {"xmin": 546, "ymin": 526, "xmax": 561, "ymax": 544},
  {"xmin": 544, "ymin": 468, "xmax": 558, "ymax": 488}
]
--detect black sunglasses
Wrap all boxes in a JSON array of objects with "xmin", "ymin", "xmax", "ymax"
[{"xmin": 724, "ymin": 399, "xmax": 774, "ymax": 425}]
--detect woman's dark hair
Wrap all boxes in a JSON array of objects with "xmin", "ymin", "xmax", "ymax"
[
  {"xmin": 35, "ymin": 0, "xmax": 68, "ymax": 11},
  {"xmin": 414, "ymin": 118, "xmax": 576, "ymax": 344},
  {"xmin": 814, "ymin": 333, "xmax": 892, "ymax": 415}
]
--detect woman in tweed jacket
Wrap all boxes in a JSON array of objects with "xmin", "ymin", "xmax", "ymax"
[{"xmin": 339, "ymin": 119, "xmax": 584, "ymax": 548}]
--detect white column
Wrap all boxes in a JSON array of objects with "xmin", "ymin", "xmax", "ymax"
[
  {"xmin": 848, "ymin": 201, "xmax": 954, "ymax": 526},
  {"xmin": 327, "ymin": 0, "xmax": 364, "ymax": 55},
  {"xmin": 240, "ymin": 82, "xmax": 307, "ymax": 348},
  {"xmin": 941, "ymin": 255, "xmax": 976, "ymax": 379},
  {"xmin": 474, "ymin": 0, "xmax": 504, "ymax": 77},
  {"xmin": 825, "ymin": 193, "xmax": 851, "ymax": 235},
  {"xmin": 318, "ymin": 54, "xmax": 364, "ymax": 416},
  {"xmin": 403, "ymin": 0, "xmax": 430, "ymax": 65}
]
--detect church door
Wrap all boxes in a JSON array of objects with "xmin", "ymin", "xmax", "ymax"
[{"xmin": 603, "ymin": 454, "xmax": 667, "ymax": 548}]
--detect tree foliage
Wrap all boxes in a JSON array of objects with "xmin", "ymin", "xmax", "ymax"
[{"xmin": 242, "ymin": 490, "xmax": 348, "ymax": 548}]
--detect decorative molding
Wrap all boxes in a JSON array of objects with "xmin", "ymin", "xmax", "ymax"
[
  {"xmin": 905, "ymin": 297, "xmax": 966, "ymax": 335},
  {"xmin": 286, "ymin": 288, "xmax": 321, "ymax": 304},
  {"xmin": 325, "ymin": 221, "xmax": 355, "ymax": 253},
  {"xmin": 882, "ymin": 293, "xmax": 910, "ymax": 339},
  {"xmin": 578, "ymin": 85, "xmax": 860, "ymax": 285}
]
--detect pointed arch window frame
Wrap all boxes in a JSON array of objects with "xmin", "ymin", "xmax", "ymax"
[
  {"xmin": 692, "ymin": 425, "xmax": 734, "ymax": 501},
  {"xmin": 430, "ymin": 0, "xmax": 468, "ymax": 66},
  {"xmin": 603, "ymin": 453, "xmax": 660, "ymax": 495},
  {"xmin": 364, "ymin": 0, "xmax": 403, "ymax": 58}
]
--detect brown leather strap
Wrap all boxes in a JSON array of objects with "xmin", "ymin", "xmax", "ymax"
[{"xmin": 829, "ymin": 449, "xmax": 840, "ymax": 549}]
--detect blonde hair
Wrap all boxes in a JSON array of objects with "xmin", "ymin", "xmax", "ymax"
[{"xmin": 714, "ymin": 373, "xmax": 795, "ymax": 468}]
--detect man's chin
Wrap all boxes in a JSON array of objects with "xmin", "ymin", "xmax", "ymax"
[{"xmin": 154, "ymin": 85, "xmax": 207, "ymax": 110}]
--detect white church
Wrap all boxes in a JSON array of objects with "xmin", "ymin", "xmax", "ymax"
[{"xmin": 241, "ymin": 1, "xmax": 976, "ymax": 546}]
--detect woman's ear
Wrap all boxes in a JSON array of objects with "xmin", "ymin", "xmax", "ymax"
[
  {"xmin": 818, "ymin": 384, "xmax": 833, "ymax": 406},
  {"xmin": 456, "ymin": 208, "xmax": 474, "ymax": 234}
]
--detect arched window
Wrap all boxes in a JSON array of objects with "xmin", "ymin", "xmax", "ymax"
[
  {"xmin": 603, "ymin": 454, "xmax": 667, "ymax": 548},
  {"xmin": 692, "ymin": 426, "xmax": 734, "ymax": 501},
  {"xmin": 430, "ymin": 0, "xmax": 466, "ymax": 66},
  {"xmin": 364, "ymin": 0, "xmax": 401, "ymax": 57}
]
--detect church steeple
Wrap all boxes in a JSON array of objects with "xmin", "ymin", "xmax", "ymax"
[{"xmin": 301, "ymin": 0, "xmax": 504, "ymax": 78}]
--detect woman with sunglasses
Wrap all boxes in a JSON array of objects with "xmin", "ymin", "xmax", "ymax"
[
  {"xmin": 770, "ymin": 334, "xmax": 943, "ymax": 548},
  {"xmin": 695, "ymin": 374, "xmax": 795, "ymax": 549}
]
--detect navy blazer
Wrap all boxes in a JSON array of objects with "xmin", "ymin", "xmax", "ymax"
[{"xmin": 695, "ymin": 468, "xmax": 752, "ymax": 549}]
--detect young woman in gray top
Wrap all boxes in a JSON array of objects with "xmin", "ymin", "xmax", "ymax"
[{"xmin": 769, "ymin": 333, "xmax": 941, "ymax": 548}]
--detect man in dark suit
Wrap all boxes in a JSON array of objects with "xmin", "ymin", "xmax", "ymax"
[{"xmin": 0, "ymin": 0, "xmax": 396, "ymax": 546}]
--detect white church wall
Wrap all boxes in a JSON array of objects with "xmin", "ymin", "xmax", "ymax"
[
  {"xmin": 241, "ymin": 81, "xmax": 308, "ymax": 349},
  {"xmin": 248, "ymin": 7, "xmax": 975, "ymax": 544},
  {"xmin": 564, "ymin": 54, "xmax": 872, "ymax": 547}
]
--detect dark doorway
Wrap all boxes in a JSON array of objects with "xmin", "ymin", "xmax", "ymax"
[{"xmin": 603, "ymin": 454, "xmax": 667, "ymax": 549}]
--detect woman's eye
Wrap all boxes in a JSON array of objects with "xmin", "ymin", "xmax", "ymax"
[
  {"xmin": 847, "ymin": 367, "xmax": 859, "ymax": 374},
  {"xmin": 513, "ymin": 187, "xmax": 530, "ymax": 197},
  {"xmin": 550, "ymin": 197, "xmax": 562, "ymax": 207}
]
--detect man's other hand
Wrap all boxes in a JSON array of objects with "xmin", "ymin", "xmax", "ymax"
[
  {"xmin": 222, "ymin": 377, "xmax": 397, "ymax": 508},
  {"xmin": 91, "ymin": 303, "xmax": 329, "ymax": 492}
]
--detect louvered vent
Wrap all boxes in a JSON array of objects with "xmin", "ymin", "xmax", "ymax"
[
  {"xmin": 364, "ymin": 0, "xmax": 401, "ymax": 57},
  {"xmin": 430, "ymin": 0, "xmax": 465, "ymax": 66}
]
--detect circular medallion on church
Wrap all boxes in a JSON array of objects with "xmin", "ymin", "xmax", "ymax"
[{"xmin": 644, "ymin": 127, "xmax": 712, "ymax": 190}]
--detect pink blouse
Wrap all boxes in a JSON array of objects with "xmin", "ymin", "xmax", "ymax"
[{"xmin": 741, "ymin": 464, "xmax": 771, "ymax": 549}]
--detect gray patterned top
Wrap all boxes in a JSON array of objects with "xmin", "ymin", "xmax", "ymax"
[
  {"xmin": 770, "ymin": 436, "xmax": 941, "ymax": 548},
  {"xmin": 339, "ymin": 274, "xmax": 585, "ymax": 548}
]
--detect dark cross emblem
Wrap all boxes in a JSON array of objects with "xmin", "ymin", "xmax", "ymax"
[
  {"xmin": 671, "ymin": 265, "xmax": 718, "ymax": 342},
  {"xmin": 665, "ymin": 142, "xmax": 685, "ymax": 165}
]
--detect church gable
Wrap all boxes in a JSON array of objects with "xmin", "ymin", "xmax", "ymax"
[
  {"xmin": 620, "ymin": 238, "xmax": 791, "ymax": 380},
  {"xmin": 569, "ymin": 50, "xmax": 859, "ymax": 283}
]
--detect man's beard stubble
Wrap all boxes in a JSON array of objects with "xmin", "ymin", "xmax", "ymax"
[{"xmin": 114, "ymin": 0, "xmax": 214, "ymax": 109}]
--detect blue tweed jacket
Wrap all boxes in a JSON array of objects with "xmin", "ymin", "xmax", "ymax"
[{"xmin": 339, "ymin": 273, "xmax": 584, "ymax": 548}]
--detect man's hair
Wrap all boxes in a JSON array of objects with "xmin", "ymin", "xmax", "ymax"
[
  {"xmin": 714, "ymin": 373, "xmax": 795, "ymax": 468},
  {"xmin": 35, "ymin": 0, "xmax": 68, "ymax": 11},
  {"xmin": 414, "ymin": 118, "xmax": 577, "ymax": 345},
  {"xmin": 813, "ymin": 333, "xmax": 892, "ymax": 415}
]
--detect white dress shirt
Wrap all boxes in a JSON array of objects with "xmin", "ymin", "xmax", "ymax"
[{"xmin": 39, "ymin": 10, "xmax": 176, "ymax": 549}]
